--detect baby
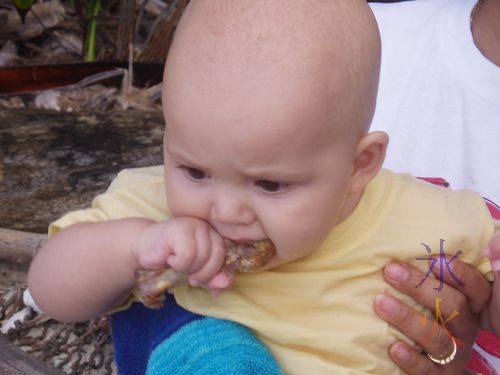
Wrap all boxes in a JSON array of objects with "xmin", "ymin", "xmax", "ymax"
[{"xmin": 28, "ymin": 0, "xmax": 500, "ymax": 374}]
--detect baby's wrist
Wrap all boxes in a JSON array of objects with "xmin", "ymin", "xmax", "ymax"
[{"xmin": 125, "ymin": 218, "xmax": 157, "ymax": 271}]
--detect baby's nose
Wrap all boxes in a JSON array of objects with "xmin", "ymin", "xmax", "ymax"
[{"xmin": 210, "ymin": 193, "xmax": 255, "ymax": 225}]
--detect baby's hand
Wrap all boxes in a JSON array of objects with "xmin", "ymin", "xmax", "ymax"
[
  {"xmin": 484, "ymin": 234, "xmax": 500, "ymax": 335},
  {"xmin": 134, "ymin": 217, "xmax": 231, "ymax": 291}
]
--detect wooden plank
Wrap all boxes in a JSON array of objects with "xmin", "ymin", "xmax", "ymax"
[
  {"xmin": 0, "ymin": 108, "xmax": 164, "ymax": 233},
  {"xmin": 0, "ymin": 63, "xmax": 163, "ymax": 94},
  {"xmin": 0, "ymin": 228, "xmax": 46, "ymax": 263},
  {"xmin": 0, "ymin": 334, "xmax": 64, "ymax": 375}
]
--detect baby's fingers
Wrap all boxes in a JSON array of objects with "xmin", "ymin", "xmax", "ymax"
[
  {"xmin": 167, "ymin": 232, "xmax": 198, "ymax": 273},
  {"xmin": 205, "ymin": 272, "xmax": 234, "ymax": 296},
  {"xmin": 188, "ymin": 230, "xmax": 226, "ymax": 286},
  {"xmin": 183, "ymin": 226, "xmax": 212, "ymax": 274}
]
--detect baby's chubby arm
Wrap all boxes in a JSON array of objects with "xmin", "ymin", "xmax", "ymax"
[{"xmin": 27, "ymin": 217, "xmax": 229, "ymax": 322}]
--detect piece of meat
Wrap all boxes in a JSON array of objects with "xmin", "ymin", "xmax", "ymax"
[{"xmin": 133, "ymin": 239, "xmax": 275, "ymax": 308}]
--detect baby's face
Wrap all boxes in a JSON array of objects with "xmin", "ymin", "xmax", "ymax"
[{"xmin": 163, "ymin": 57, "xmax": 360, "ymax": 269}]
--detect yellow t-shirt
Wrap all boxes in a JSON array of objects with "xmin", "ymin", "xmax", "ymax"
[{"xmin": 50, "ymin": 167, "xmax": 497, "ymax": 375}]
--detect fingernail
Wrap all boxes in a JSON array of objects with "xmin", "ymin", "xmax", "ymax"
[
  {"xmin": 385, "ymin": 263, "xmax": 409, "ymax": 283},
  {"xmin": 375, "ymin": 294, "xmax": 401, "ymax": 316},
  {"xmin": 391, "ymin": 344, "xmax": 411, "ymax": 362}
]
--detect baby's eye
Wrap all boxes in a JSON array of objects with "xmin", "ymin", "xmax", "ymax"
[
  {"xmin": 255, "ymin": 180, "xmax": 289, "ymax": 193},
  {"xmin": 181, "ymin": 166, "xmax": 208, "ymax": 180}
]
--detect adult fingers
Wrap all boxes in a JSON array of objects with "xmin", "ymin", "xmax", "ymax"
[
  {"xmin": 434, "ymin": 256, "xmax": 491, "ymax": 314},
  {"xmin": 381, "ymin": 261, "xmax": 479, "ymax": 339},
  {"xmin": 387, "ymin": 341, "xmax": 472, "ymax": 375},
  {"xmin": 484, "ymin": 234, "xmax": 500, "ymax": 334},
  {"xmin": 485, "ymin": 233, "xmax": 500, "ymax": 259},
  {"xmin": 375, "ymin": 260, "xmax": 483, "ymax": 373},
  {"xmin": 373, "ymin": 292, "xmax": 476, "ymax": 364}
]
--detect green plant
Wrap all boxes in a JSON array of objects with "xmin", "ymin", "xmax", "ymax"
[
  {"xmin": 13, "ymin": 0, "xmax": 33, "ymax": 23},
  {"xmin": 83, "ymin": 0, "xmax": 100, "ymax": 61}
]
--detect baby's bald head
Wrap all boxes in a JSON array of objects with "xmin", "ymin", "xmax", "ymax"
[
  {"xmin": 162, "ymin": 2, "xmax": 387, "ymax": 251},
  {"xmin": 164, "ymin": 0, "xmax": 381, "ymax": 143}
]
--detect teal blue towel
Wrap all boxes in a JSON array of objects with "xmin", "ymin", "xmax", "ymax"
[{"xmin": 147, "ymin": 317, "xmax": 281, "ymax": 375}]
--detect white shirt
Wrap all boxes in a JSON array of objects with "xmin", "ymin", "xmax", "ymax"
[{"xmin": 370, "ymin": 0, "xmax": 500, "ymax": 202}]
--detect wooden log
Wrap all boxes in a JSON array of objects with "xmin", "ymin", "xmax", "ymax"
[
  {"xmin": 0, "ymin": 334, "xmax": 65, "ymax": 375},
  {"xmin": 0, "ymin": 62, "xmax": 163, "ymax": 94},
  {"xmin": 0, "ymin": 108, "xmax": 164, "ymax": 233},
  {"xmin": 0, "ymin": 228, "xmax": 46, "ymax": 263}
]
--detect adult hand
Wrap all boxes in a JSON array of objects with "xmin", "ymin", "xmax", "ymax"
[
  {"xmin": 484, "ymin": 234, "xmax": 500, "ymax": 336},
  {"xmin": 373, "ymin": 256, "xmax": 491, "ymax": 374}
]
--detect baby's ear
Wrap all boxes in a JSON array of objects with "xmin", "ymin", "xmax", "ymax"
[{"xmin": 349, "ymin": 131, "xmax": 388, "ymax": 195}]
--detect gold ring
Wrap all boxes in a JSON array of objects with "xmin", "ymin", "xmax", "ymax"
[{"xmin": 426, "ymin": 339, "xmax": 457, "ymax": 365}]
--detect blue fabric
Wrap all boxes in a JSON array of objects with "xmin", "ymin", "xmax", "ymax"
[
  {"xmin": 111, "ymin": 293, "xmax": 281, "ymax": 375},
  {"xmin": 147, "ymin": 318, "xmax": 281, "ymax": 375},
  {"xmin": 111, "ymin": 293, "xmax": 203, "ymax": 375}
]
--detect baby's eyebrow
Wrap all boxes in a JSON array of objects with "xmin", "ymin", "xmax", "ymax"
[
  {"xmin": 243, "ymin": 168, "xmax": 311, "ymax": 182},
  {"xmin": 165, "ymin": 146, "xmax": 192, "ymax": 160},
  {"xmin": 164, "ymin": 146, "xmax": 204, "ymax": 167}
]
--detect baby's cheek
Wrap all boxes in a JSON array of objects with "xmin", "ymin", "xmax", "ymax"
[{"xmin": 168, "ymin": 187, "xmax": 208, "ymax": 218}]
